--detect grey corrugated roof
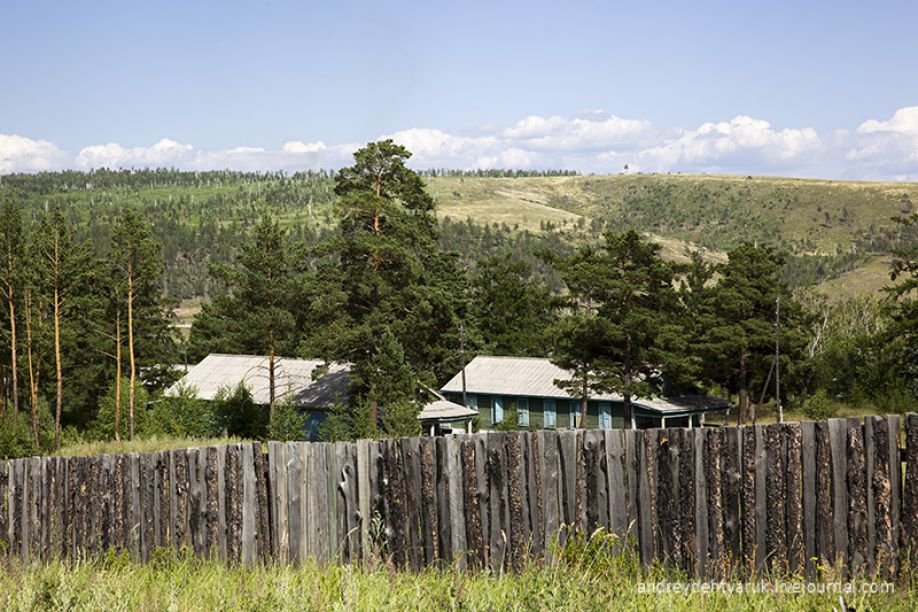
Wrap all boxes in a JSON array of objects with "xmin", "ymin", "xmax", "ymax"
[
  {"xmin": 167, "ymin": 354, "xmax": 349, "ymax": 409},
  {"xmin": 417, "ymin": 399, "xmax": 478, "ymax": 421},
  {"xmin": 440, "ymin": 356, "xmax": 730, "ymax": 415}
]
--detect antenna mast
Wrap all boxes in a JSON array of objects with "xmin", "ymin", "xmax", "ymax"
[
  {"xmin": 775, "ymin": 297, "xmax": 782, "ymax": 423},
  {"xmin": 460, "ymin": 322, "xmax": 468, "ymax": 407}
]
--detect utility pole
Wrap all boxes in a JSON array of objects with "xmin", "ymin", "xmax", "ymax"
[
  {"xmin": 460, "ymin": 322, "xmax": 468, "ymax": 407},
  {"xmin": 775, "ymin": 297, "xmax": 782, "ymax": 423}
]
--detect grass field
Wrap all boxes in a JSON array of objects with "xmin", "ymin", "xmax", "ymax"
[{"xmin": 1, "ymin": 544, "xmax": 912, "ymax": 611}]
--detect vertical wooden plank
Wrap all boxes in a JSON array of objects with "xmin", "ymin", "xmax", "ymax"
[
  {"xmin": 204, "ymin": 447, "xmax": 220, "ymax": 558},
  {"xmin": 0, "ymin": 460, "xmax": 7, "ymax": 554},
  {"xmin": 721, "ymin": 427, "xmax": 741, "ymax": 568},
  {"xmin": 694, "ymin": 428, "xmax": 709, "ymax": 578},
  {"xmin": 705, "ymin": 428, "xmax": 726, "ymax": 578},
  {"xmin": 461, "ymin": 438, "xmax": 485, "ymax": 570},
  {"xmin": 801, "ymin": 421, "xmax": 817, "ymax": 577},
  {"xmin": 286, "ymin": 441, "xmax": 303, "ymax": 563},
  {"xmin": 152, "ymin": 453, "xmax": 164, "ymax": 551},
  {"xmin": 314, "ymin": 443, "xmax": 331, "ymax": 562},
  {"xmin": 864, "ymin": 416, "xmax": 876, "ymax": 572},
  {"xmin": 582, "ymin": 430, "xmax": 604, "ymax": 534},
  {"xmin": 112, "ymin": 455, "xmax": 125, "ymax": 553},
  {"xmin": 474, "ymin": 432, "xmax": 489, "ymax": 561},
  {"xmin": 356, "ymin": 439, "xmax": 371, "ymax": 563},
  {"xmin": 334, "ymin": 442, "xmax": 349, "ymax": 563},
  {"xmin": 129, "ymin": 453, "xmax": 141, "ymax": 559},
  {"xmin": 12, "ymin": 459, "xmax": 24, "ymax": 560},
  {"xmin": 29, "ymin": 457, "xmax": 40, "ymax": 560},
  {"xmin": 269, "ymin": 441, "xmax": 288, "ymax": 563},
  {"xmin": 871, "ymin": 416, "xmax": 895, "ymax": 578},
  {"xmin": 740, "ymin": 426, "xmax": 756, "ymax": 574},
  {"xmin": 214, "ymin": 447, "xmax": 226, "ymax": 560},
  {"xmin": 678, "ymin": 428, "xmax": 695, "ymax": 574},
  {"xmin": 753, "ymin": 426, "xmax": 767, "ymax": 574},
  {"xmin": 558, "ymin": 431, "xmax": 578, "ymax": 531},
  {"xmin": 172, "ymin": 449, "xmax": 190, "ymax": 552},
  {"xmin": 39, "ymin": 457, "xmax": 50, "ymax": 560},
  {"xmin": 325, "ymin": 443, "xmax": 339, "ymax": 562},
  {"xmin": 304, "ymin": 443, "xmax": 318, "ymax": 561},
  {"xmin": 605, "ymin": 430, "xmax": 627, "ymax": 539},
  {"xmin": 902, "ymin": 414, "xmax": 918, "ymax": 573},
  {"xmin": 419, "ymin": 436, "xmax": 439, "ymax": 567},
  {"xmin": 828, "ymin": 417, "xmax": 849, "ymax": 571},
  {"xmin": 222, "ymin": 444, "xmax": 239, "ymax": 563},
  {"xmin": 637, "ymin": 429, "xmax": 656, "ymax": 565},
  {"xmin": 55, "ymin": 457, "xmax": 67, "ymax": 557},
  {"xmin": 765, "ymin": 424, "xmax": 787, "ymax": 573},
  {"xmin": 656, "ymin": 429, "xmax": 678, "ymax": 567},
  {"xmin": 539, "ymin": 431, "xmax": 561, "ymax": 559},
  {"xmin": 525, "ymin": 432, "xmax": 543, "ymax": 560},
  {"xmin": 240, "ymin": 443, "xmax": 257, "ymax": 565},
  {"xmin": 886, "ymin": 415, "xmax": 901, "ymax": 565},
  {"xmin": 846, "ymin": 421, "xmax": 868, "ymax": 574},
  {"xmin": 784, "ymin": 423, "xmax": 803, "ymax": 577},
  {"xmin": 815, "ymin": 420, "xmax": 835, "ymax": 569},
  {"xmin": 505, "ymin": 432, "xmax": 526, "ymax": 573},
  {"xmin": 402, "ymin": 438, "xmax": 423, "ymax": 570},
  {"xmin": 142, "ymin": 453, "xmax": 156, "ymax": 560},
  {"xmin": 187, "ymin": 448, "xmax": 203, "ymax": 557},
  {"xmin": 253, "ymin": 443, "xmax": 271, "ymax": 562},
  {"xmin": 445, "ymin": 436, "xmax": 466, "ymax": 565},
  {"xmin": 623, "ymin": 429, "xmax": 639, "ymax": 548},
  {"xmin": 487, "ymin": 432, "xmax": 507, "ymax": 574}
]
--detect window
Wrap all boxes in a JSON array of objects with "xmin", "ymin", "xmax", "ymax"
[
  {"xmin": 599, "ymin": 402, "xmax": 612, "ymax": 429},
  {"xmin": 493, "ymin": 396, "xmax": 504, "ymax": 425},
  {"xmin": 571, "ymin": 402, "xmax": 581, "ymax": 428},
  {"xmin": 518, "ymin": 397, "xmax": 529, "ymax": 427},
  {"xmin": 544, "ymin": 399, "xmax": 556, "ymax": 428},
  {"xmin": 467, "ymin": 394, "xmax": 477, "ymax": 410}
]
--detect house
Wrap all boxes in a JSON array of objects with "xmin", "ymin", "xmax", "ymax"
[
  {"xmin": 167, "ymin": 353, "xmax": 349, "ymax": 438},
  {"xmin": 440, "ymin": 355, "xmax": 730, "ymax": 430},
  {"xmin": 417, "ymin": 397, "xmax": 478, "ymax": 436}
]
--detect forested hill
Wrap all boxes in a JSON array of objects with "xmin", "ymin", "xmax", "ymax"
[{"xmin": 1, "ymin": 169, "xmax": 913, "ymax": 303}]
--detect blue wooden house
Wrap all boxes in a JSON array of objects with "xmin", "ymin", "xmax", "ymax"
[{"xmin": 440, "ymin": 356, "xmax": 730, "ymax": 430}]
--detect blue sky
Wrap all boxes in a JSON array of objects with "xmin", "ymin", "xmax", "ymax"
[{"xmin": 2, "ymin": 0, "xmax": 918, "ymax": 179}]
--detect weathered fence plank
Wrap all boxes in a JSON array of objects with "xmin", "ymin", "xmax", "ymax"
[
  {"xmin": 765, "ymin": 424, "xmax": 787, "ymax": 573},
  {"xmin": 827, "ymin": 418, "xmax": 849, "ymax": 571},
  {"xmin": 461, "ymin": 438, "xmax": 485, "ymax": 570},
  {"xmin": 785, "ymin": 422, "xmax": 804, "ymax": 577}
]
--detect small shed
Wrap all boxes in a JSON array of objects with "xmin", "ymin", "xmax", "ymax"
[{"xmin": 417, "ymin": 399, "xmax": 478, "ymax": 436}]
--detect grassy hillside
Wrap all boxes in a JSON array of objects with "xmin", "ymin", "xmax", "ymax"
[
  {"xmin": 1, "ymin": 170, "xmax": 911, "ymax": 304},
  {"xmin": 429, "ymin": 173, "xmax": 914, "ymax": 296}
]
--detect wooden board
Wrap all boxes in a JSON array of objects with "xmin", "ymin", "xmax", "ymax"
[
  {"xmin": 827, "ymin": 418, "xmax": 849, "ymax": 570},
  {"xmin": 800, "ymin": 421, "xmax": 817, "ymax": 576}
]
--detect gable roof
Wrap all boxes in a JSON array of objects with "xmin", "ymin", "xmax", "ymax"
[
  {"xmin": 440, "ymin": 355, "xmax": 730, "ymax": 416},
  {"xmin": 167, "ymin": 354, "xmax": 349, "ymax": 409}
]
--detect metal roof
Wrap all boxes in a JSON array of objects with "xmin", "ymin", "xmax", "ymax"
[
  {"xmin": 167, "ymin": 354, "xmax": 349, "ymax": 409},
  {"xmin": 417, "ymin": 399, "xmax": 478, "ymax": 421},
  {"xmin": 440, "ymin": 356, "xmax": 730, "ymax": 416}
]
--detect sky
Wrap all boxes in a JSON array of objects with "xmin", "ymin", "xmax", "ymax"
[{"xmin": 2, "ymin": 0, "xmax": 918, "ymax": 179}]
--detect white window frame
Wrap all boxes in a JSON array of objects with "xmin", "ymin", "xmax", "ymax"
[{"xmin": 544, "ymin": 399, "xmax": 556, "ymax": 428}]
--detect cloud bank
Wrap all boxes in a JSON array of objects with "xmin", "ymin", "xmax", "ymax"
[{"xmin": 3, "ymin": 107, "xmax": 918, "ymax": 180}]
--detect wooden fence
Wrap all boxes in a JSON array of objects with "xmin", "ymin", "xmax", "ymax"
[{"xmin": 1, "ymin": 414, "xmax": 917, "ymax": 578}]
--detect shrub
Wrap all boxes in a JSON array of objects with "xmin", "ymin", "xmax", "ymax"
[
  {"xmin": 88, "ymin": 378, "xmax": 150, "ymax": 441},
  {"xmin": 802, "ymin": 389, "xmax": 838, "ymax": 420},
  {"xmin": 148, "ymin": 383, "xmax": 217, "ymax": 439},
  {"xmin": 269, "ymin": 394, "xmax": 306, "ymax": 441},
  {"xmin": 214, "ymin": 383, "xmax": 267, "ymax": 440}
]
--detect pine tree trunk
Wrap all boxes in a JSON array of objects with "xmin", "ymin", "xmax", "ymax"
[
  {"xmin": 53, "ymin": 284, "xmax": 63, "ymax": 451},
  {"xmin": 578, "ymin": 373, "xmax": 588, "ymax": 429},
  {"xmin": 624, "ymin": 393, "xmax": 634, "ymax": 430},
  {"xmin": 738, "ymin": 349, "xmax": 750, "ymax": 424},
  {"xmin": 6, "ymin": 255, "xmax": 18, "ymax": 419},
  {"xmin": 115, "ymin": 311, "xmax": 122, "ymax": 442},
  {"xmin": 268, "ymin": 348, "xmax": 275, "ymax": 431},
  {"xmin": 25, "ymin": 292, "xmax": 38, "ymax": 448},
  {"xmin": 127, "ymin": 267, "xmax": 136, "ymax": 441}
]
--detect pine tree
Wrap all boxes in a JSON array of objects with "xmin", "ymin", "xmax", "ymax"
[
  {"xmin": 206, "ymin": 215, "xmax": 298, "ymax": 430},
  {"xmin": 0, "ymin": 201, "xmax": 23, "ymax": 421},
  {"xmin": 306, "ymin": 141, "xmax": 462, "ymax": 433},
  {"xmin": 887, "ymin": 213, "xmax": 918, "ymax": 386},
  {"xmin": 553, "ymin": 231, "xmax": 689, "ymax": 428},
  {"xmin": 111, "ymin": 210, "xmax": 172, "ymax": 440}
]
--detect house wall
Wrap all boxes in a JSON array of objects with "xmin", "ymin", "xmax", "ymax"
[{"xmin": 443, "ymin": 392, "xmax": 628, "ymax": 430}]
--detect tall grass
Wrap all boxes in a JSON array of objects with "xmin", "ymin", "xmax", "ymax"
[
  {"xmin": 1, "ymin": 534, "xmax": 913, "ymax": 611},
  {"xmin": 53, "ymin": 435, "xmax": 246, "ymax": 458}
]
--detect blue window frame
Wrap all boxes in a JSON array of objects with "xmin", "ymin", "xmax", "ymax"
[
  {"xmin": 544, "ymin": 399, "xmax": 556, "ymax": 428},
  {"xmin": 599, "ymin": 402, "xmax": 612, "ymax": 429},
  {"xmin": 493, "ymin": 396, "xmax": 504, "ymax": 425},
  {"xmin": 571, "ymin": 402, "xmax": 581, "ymax": 428},
  {"xmin": 518, "ymin": 397, "xmax": 529, "ymax": 427}
]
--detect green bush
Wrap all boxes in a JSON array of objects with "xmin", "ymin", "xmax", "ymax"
[
  {"xmin": 0, "ymin": 410, "xmax": 37, "ymax": 459},
  {"xmin": 802, "ymin": 389, "xmax": 838, "ymax": 420},
  {"xmin": 87, "ymin": 378, "xmax": 150, "ymax": 441},
  {"xmin": 269, "ymin": 394, "xmax": 306, "ymax": 441},
  {"xmin": 148, "ymin": 383, "xmax": 217, "ymax": 438},
  {"xmin": 214, "ymin": 383, "xmax": 267, "ymax": 440}
]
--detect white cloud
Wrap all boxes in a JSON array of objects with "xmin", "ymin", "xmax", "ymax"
[
  {"xmin": 3, "ymin": 107, "xmax": 918, "ymax": 180},
  {"xmin": 0, "ymin": 134, "xmax": 67, "ymax": 173}
]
